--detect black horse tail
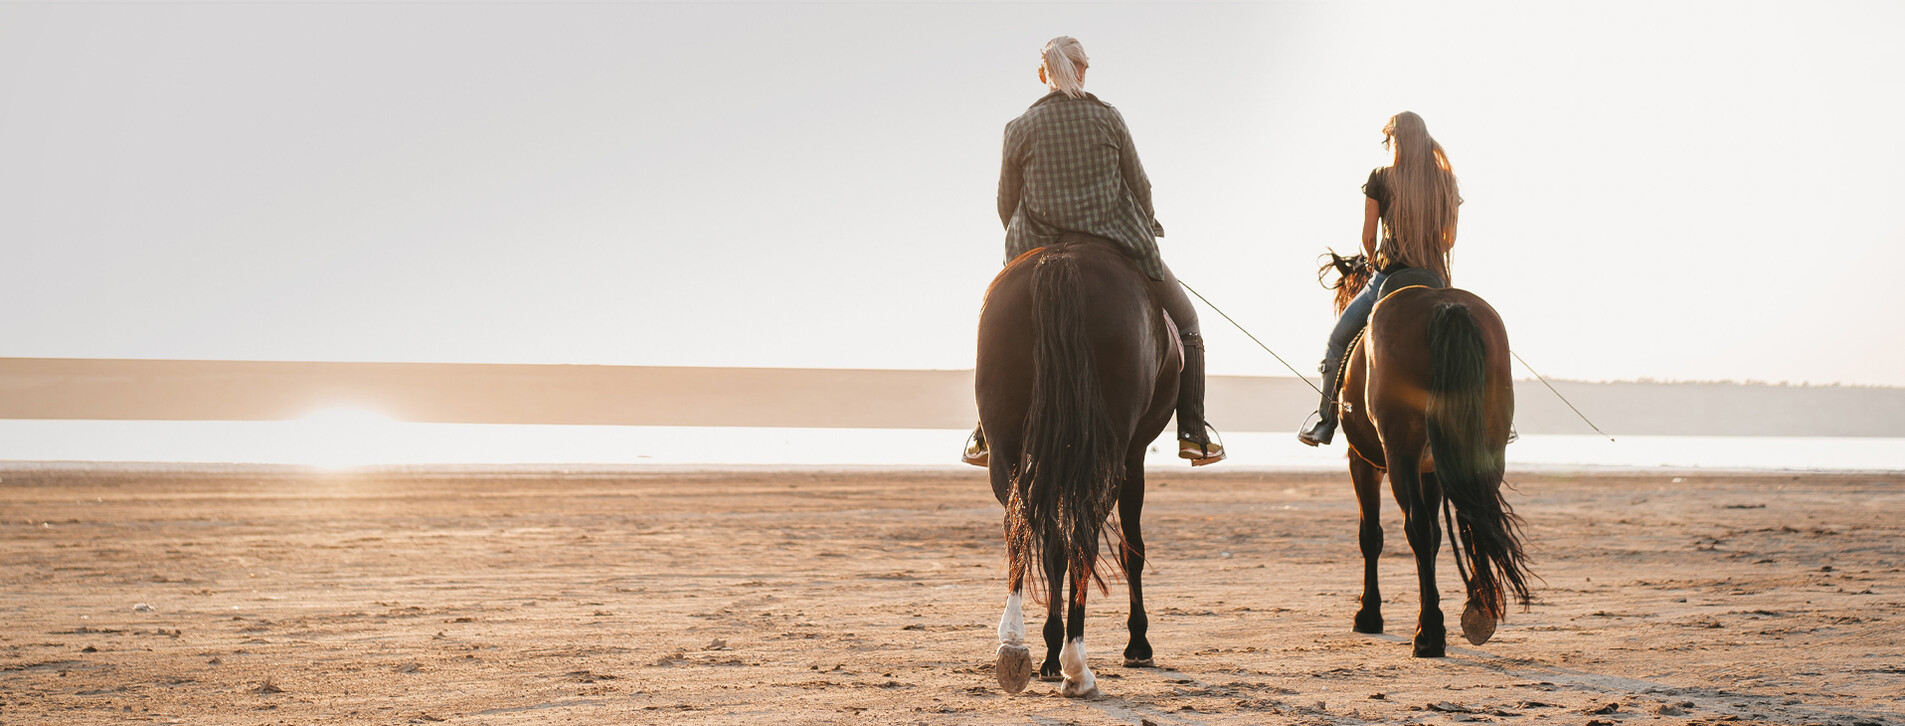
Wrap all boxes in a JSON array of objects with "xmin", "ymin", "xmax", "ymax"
[
  {"xmin": 1004, "ymin": 251, "xmax": 1125, "ymax": 605},
  {"xmin": 1426, "ymin": 301, "xmax": 1532, "ymax": 619}
]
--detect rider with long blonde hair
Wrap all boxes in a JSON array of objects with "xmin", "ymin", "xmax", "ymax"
[{"xmin": 1299, "ymin": 111, "xmax": 1461, "ymax": 446}]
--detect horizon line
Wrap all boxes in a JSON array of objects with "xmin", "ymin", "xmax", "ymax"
[{"xmin": 0, "ymin": 356, "xmax": 1892, "ymax": 390}]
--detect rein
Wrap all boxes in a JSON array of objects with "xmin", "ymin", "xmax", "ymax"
[
  {"xmin": 1509, "ymin": 351, "xmax": 1616, "ymax": 442},
  {"xmin": 1181, "ymin": 277, "xmax": 1615, "ymax": 442},
  {"xmin": 1176, "ymin": 280, "xmax": 1325, "ymax": 396}
]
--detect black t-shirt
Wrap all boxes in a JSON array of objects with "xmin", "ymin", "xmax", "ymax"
[
  {"xmin": 1362, "ymin": 167, "xmax": 1392, "ymax": 222},
  {"xmin": 1363, "ymin": 168, "xmax": 1404, "ymax": 272}
]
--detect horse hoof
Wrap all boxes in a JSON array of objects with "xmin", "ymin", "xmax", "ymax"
[
  {"xmin": 994, "ymin": 644, "xmax": 1032, "ymax": 694},
  {"xmin": 1353, "ymin": 613, "xmax": 1384, "ymax": 634},
  {"xmin": 1122, "ymin": 658, "xmax": 1155, "ymax": 668},
  {"xmin": 1061, "ymin": 681, "xmax": 1102, "ymax": 699},
  {"xmin": 1039, "ymin": 673, "xmax": 1065, "ymax": 683},
  {"xmin": 1412, "ymin": 641, "xmax": 1446, "ymax": 658},
  {"xmin": 1461, "ymin": 601, "xmax": 1497, "ymax": 646}
]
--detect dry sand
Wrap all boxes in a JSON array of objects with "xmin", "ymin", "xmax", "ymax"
[{"xmin": 1, "ymin": 466, "xmax": 1901, "ymax": 725}]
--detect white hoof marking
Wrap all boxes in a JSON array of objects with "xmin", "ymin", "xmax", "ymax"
[{"xmin": 1059, "ymin": 637, "xmax": 1097, "ymax": 697}]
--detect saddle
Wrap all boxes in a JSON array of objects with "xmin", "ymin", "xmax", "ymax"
[
  {"xmin": 1377, "ymin": 266, "xmax": 1447, "ymax": 298},
  {"xmin": 1332, "ymin": 266, "xmax": 1449, "ymax": 398}
]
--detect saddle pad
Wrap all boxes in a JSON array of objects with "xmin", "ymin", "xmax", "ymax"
[{"xmin": 1161, "ymin": 309, "xmax": 1185, "ymax": 373}]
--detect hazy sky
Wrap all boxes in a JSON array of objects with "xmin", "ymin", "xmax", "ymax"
[{"xmin": 3, "ymin": 1, "xmax": 1901, "ymax": 386}]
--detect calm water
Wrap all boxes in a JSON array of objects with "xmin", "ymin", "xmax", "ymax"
[{"xmin": 0, "ymin": 417, "xmax": 1899, "ymax": 471}]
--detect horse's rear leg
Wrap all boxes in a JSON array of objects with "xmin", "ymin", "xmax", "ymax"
[
  {"xmin": 1351, "ymin": 456, "xmax": 1386, "ymax": 634},
  {"xmin": 994, "ymin": 586, "xmax": 1032, "ymax": 693},
  {"xmin": 1436, "ymin": 468, "xmax": 1499, "ymax": 647},
  {"xmin": 1117, "ymin": 463, "xmax": 1154, "ymax": 667},
  {"xmin": 1038, "ymin": 537, "xmax": 1067, "ymax": 681},
  {"xmin": 1392, "ymin": 460, "xmax": 1447, "ymax": 657},
  {"xmin": 992, "ymin": 455, "xmax": 1034, "ymax": 694},
  {"xmin": 1059, "ymin": 573, "xmax": 1099, "ymax": 698}
]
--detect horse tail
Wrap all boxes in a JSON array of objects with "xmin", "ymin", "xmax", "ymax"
[
  {"xmin": 1004, "ymin": 251, "xmax": 1125, "ymax": 605},
  {"xmin": 1426, "ymin": 301, "xmax": 1532, "ymax": 619}
]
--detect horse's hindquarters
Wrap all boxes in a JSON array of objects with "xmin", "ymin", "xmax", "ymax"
[{"xmin": 1365, "ymin": 288, "xmax": 1513, "ymax": 453}]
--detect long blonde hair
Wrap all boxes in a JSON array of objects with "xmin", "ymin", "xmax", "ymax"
[
  {"xmin": 1042, "ymin": 37, "xmax": 1089, "ymax": 98},
  {"xmin": 1379, "ymin": 111, "xmax": 1460, "ymax": 282}
]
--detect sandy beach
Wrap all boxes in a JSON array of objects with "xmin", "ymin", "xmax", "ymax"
[{"xmin": 2, "ymin": 466, "xmax": 1900, "ymax": 725}]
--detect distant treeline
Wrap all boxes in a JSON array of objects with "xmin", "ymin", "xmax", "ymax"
[{"xmin": 1602, "ymin": 378, "xmax": 1896, "ymax": 389}]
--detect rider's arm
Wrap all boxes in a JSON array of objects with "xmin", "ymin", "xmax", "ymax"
[
  {"xmin": 1361, "ymin": 197, "xmax": 1380, "ymax": 258},
  {"xmin": 997, "ymin": 129, "xmax": 1023, "ymax": 229},
  {"xmin": 1113, "ymin": 112, "xmax": 1163, "ymax": 237}
]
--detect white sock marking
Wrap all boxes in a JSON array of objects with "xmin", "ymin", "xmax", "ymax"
[
  {"xmin": 997, "ymin": 591, "xmax": 1025, "ymax": 647},
  {"xmin": 1060, "ymin": 636, "xmax": 1096, "ymax": 693}
]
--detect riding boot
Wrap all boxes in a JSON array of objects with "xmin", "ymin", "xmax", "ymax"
[
  {"xmin": 1298, "ymin": 355, "xmax": 1342, "ymax": 447},
  {"xmin": 1175, "ymin": 332, "xmax": 1225, "ymax": 465}
]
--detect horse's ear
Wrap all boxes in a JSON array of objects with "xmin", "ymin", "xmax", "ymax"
[{"xmin": 1317, "ymin": 251, "xmax": 1341, "ymax": 289}]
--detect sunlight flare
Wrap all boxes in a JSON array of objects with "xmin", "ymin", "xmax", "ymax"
[{"xmin": 287, "ymin": 405, "xmax": 401, "ymax": 469}]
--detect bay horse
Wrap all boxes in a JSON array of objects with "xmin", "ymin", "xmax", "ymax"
[
  {"xmin": 1320, "ymin": 252, "xmax": 1534, "ymax": 657},
  {"xmin": 977, "ymin": 236, "xmax": 1180, "ymax": 698}
]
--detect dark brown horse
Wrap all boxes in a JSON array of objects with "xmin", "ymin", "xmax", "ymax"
[
  {"xmin": 1320, "ymin": 252, "xmax": 1534, "ymax": 657},
  {"xmin": 977, "ymin": 237, "xmax": 1179, "ymax": 698}
]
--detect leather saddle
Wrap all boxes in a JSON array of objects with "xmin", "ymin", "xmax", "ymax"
[
  {"xmin": 1333, "ymin": 267, "xmax": 1450, "ymax": 399},
  {"xmin": 1377, "ymin": 266, "xmax": 1447, "ymax": 298}
]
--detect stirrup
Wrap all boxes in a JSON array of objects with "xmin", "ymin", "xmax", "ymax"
[
  {"xmin": 1297, "ymin": 410, "xmax": 1336, "ymax": 447},
  {"xmin": 1177, "ymin": 425, "xmax": 1225, "ymax": 466},
  {"xmin": 962, "ymin": 428, "xmax": 989, "ymax": 468}
]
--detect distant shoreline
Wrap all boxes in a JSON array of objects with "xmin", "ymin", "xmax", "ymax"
[
  {"xmin": 3, "ymin": 456, "xmax": 1900, "ymax": 477},
  {"xmin": 2, "ymin": 358, "xmax": 1901, "ymax": 437}
]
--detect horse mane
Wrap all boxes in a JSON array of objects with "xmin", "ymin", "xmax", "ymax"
[{"xmin": 1317, "ymin": 251, "xmax": 1372, "ymax": 316}]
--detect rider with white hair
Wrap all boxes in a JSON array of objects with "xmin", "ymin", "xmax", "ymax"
[{"xmin": 965, "ymin": 36, "xmax": 1223, "ymax": 467}]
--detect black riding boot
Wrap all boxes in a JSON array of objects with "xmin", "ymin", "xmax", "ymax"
[
  {"xmin": 1298, "ymin": 355, "xmax": 1342, "ymax": 447},
  {"xmin": 1176, "ymin": 332, "xmax": 1224, "ymax": 464}
]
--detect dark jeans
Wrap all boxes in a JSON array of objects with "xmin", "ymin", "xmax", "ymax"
[
  {"xmin": 1149, "ymin": 260, "xmax": 1199, "ymax": 342},
  {"xmin": 1316, "ymin": 270, "xmax": 1388, "ymax": 411}
]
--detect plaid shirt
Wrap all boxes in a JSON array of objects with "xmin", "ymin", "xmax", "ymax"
[{"xmin": 999, "ymin": 91, "xmax": 1166, "ymax": 280}]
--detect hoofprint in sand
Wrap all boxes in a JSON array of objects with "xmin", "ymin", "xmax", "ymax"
[{"xmin": 1, "ymin": 467, "xmax": 1899, "ymax": 725}]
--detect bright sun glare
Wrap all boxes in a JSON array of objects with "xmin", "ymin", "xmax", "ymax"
[{"xmin": 290, "ymin": 405, "xmax": 400, "ymax": 469}]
